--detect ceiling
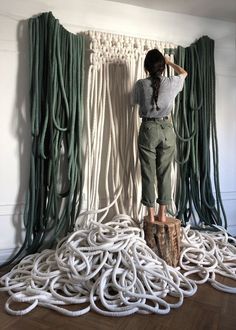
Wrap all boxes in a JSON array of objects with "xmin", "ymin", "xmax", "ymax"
[{"xmin": 107, "ymin": 0, "xmax": 236, "ymax": 23}]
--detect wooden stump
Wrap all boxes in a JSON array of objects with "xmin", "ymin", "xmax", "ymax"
[{"xmin": 143, "ymin": 216, "xmax": 181, "ymax": 267}]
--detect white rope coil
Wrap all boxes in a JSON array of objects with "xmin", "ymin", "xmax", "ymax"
[
  {"xmin": 180, "ymin": 225, "xmax": 236, "ymax": 292},
  {"xmin": 0, "ymin": 216, "xmax": 197, "ymax": 316}
]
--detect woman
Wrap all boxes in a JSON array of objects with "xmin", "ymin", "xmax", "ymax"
[{"xmin": 133, "ymin": 49, "xmax": 188, "ymax": 223}]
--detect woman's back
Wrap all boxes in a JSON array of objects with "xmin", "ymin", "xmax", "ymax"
[{"xmin": 133, "ymin": 73, "xmax": 186, "ymax": 118}]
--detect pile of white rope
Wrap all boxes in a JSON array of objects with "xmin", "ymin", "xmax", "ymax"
[
  {"xmin": 1, "ymin": 215, "xmax": 236, "ymax": 317},
  {"xmin": 0, "ymin": 215, "xmax": 197, "ymax": 316}
]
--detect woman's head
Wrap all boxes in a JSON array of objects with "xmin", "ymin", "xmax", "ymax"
[
  {"xmin": 144, "ymin": 49, "xmax": 165, "ymax": 110},
  {"xmin": 144, "ymin": 49, "xmax": 165, "ymax": 77}
]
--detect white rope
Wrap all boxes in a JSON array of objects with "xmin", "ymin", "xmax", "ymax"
[
  {"xmin": 1, "ymin": 216, "xmax": 236, "ymax": 316},
  {"xmin": 1, "ymin": 216, "xmax": 197, "ymax": 316},
  {"xmin": 180, "ymin": 225, "xmax": 236, "ymax": 292}
]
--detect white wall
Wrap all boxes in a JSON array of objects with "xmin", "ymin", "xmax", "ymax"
[{"xmin": 0, "ymin": 0, "xmax": 236, "ymax": 260}]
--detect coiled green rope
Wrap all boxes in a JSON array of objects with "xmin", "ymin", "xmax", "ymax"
[
  {"xmin": 1, "ymin": 12, "xmax": 85, "ymax": 267},
  {"xmin": 173, "ymin": 36, "xmax": 227, "ymax": 228}
]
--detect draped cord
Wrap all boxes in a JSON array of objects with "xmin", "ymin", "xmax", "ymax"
[
  {"xmin": 173, "ymin": 36, "xmax": 227, "ymax": 228},
  {"xmin": 0, "ymin": 12, "xmax": 85, "ymax": 267}
]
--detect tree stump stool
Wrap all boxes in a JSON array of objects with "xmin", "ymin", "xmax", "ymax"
[{"xmin": 143, "ymin": 216, "xmax": 181, "ymax": 267}]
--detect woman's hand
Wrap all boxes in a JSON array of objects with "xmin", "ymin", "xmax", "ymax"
[{"xmin": 165, "ymin": 58, "xmax": 188, "ymax": 76}]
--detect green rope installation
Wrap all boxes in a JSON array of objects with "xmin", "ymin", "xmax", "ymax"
[
  {"xmin": 1, "ymin": 12, "xmax": 85, "ymax": 267},
  {"xmin": 173, "ymin": 36, "xmax": 227, "ymax": 228}
]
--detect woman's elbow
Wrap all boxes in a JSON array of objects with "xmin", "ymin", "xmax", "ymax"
[{"xmin": 181, "ymin": 70, "xmax": 188, "ymax": 78}]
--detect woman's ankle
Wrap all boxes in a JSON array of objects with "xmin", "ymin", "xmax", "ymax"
[
  {"xmin": 157, "ymin": 205, "xmax": 167, "ymax": 222},
  {"xmin": 157, "ymin": 214, "xmax": 167, "ymax": 222},
  {"xmin": 148, "ymin": 207, "xmax": 155, "ymax": 223}
]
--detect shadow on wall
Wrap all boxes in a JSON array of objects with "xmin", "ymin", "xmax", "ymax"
[{"xmin": 10, "ymin": 19, "xmax": 31, "ymax": 250}]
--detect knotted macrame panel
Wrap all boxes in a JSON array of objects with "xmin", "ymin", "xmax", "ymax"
[{"xmin": 81, "ymin": 30, "xmax": 177, "ymax": 223}]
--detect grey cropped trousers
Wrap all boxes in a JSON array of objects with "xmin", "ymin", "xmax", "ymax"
[{"xmin": 138, "ymin": 118, "xmax": 176, "ymax": 208}]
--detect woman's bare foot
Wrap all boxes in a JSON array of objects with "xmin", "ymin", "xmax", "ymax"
[{"xmin": 157, "ymin": 205, "xmax": 167, "ymax": 223}]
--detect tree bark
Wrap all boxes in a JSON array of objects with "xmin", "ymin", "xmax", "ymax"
[{"xmin": 143, "ymin": 216, "xmax": 181, "ymax": 267}]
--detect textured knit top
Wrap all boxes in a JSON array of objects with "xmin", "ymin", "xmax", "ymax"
[{"xmin": 132, "ymin": 74, "xmax": 186, "ymax": 118}]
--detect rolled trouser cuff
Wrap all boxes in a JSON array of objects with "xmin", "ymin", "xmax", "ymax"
[
  {"xmin": 156, "ymin": 198, "xmax": 172, "ymax": 205},
  {"xmin": 141, "ymin": 199, "xmax": 155, "ymax": 208}
]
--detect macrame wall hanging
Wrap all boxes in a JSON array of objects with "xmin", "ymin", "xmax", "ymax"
[{"xmin": 80, "ymin": 30, "xmax": 178, "ymax": 228}]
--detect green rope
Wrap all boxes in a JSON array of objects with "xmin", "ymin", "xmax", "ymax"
[
  {"xmin": 1, "ymin": 12, "xmax": 85, "ymax": 267},
  {"xmin": 173, "ymin": 36, "xmax": 227, "ymax": 228}
]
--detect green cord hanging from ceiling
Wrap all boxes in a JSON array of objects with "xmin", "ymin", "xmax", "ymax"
[
  {"xmin": 1, "ymin": 12, "xmax": 85, "ymax": 267},
  {"xmin": 172, "ymin": 35, "xmax": 227, "ymax": 229}
]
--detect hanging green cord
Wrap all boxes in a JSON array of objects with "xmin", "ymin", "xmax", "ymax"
[
  {"xmin": 0, "ymin": 12, "xmax": 85, "ymax": 267},
  {"xmin": 174, "ymin": 36, "xmax": 227, "ymax": 228}
]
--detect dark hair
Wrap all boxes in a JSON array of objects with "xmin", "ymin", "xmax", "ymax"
[{"xmin": 144, "ymin": 49, "xmax": 165, "ymax": 110}]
